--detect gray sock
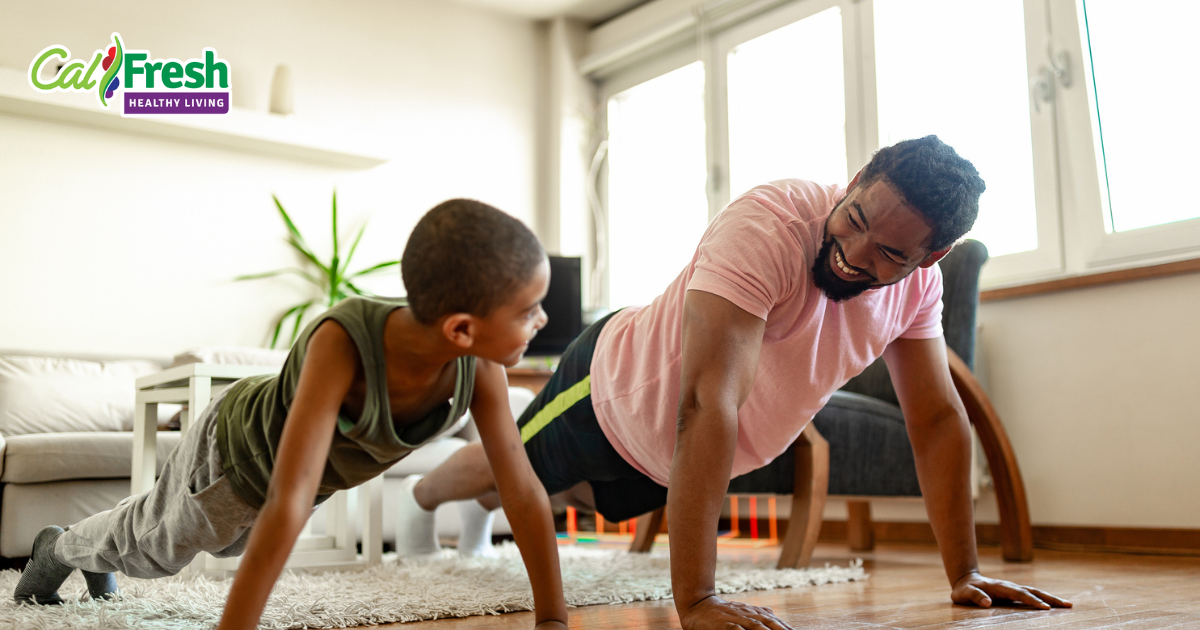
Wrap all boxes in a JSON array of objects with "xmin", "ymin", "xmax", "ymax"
[
  {"xmin": 14, "ymin": 526, "xmax": 75, "ymax": 605},
  {"xmin": 82, "ymin": 570, "xmax": 119, "ymax": 600}
]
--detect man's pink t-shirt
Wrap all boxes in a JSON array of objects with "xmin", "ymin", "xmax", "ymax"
[{"xmin": 590, "ymin": 179, "xmax": 945, "ymax": 486}]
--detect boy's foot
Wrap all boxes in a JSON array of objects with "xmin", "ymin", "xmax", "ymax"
[
  {"xmin": 82, "ymin": 570, "xmax": 119, "ymax": 600},
  {"xmin": 14, "ymin": 526, "xmax": 74, "ymax": 605},
  {"xmin": 395, "ymin": 475, "xmax": 441, "ymax": 558},
  {"xmin": 456, "ymin": 499, "xmax": 497, "ymax": 558}
]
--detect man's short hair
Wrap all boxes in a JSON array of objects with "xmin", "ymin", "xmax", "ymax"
[
  {"xmin": 859, "ymin": 135, "xmax": 985, "ymax": 252},
  {"xmin": 402, "ymin": 199, "xmax": 545, "ymax": 325}
]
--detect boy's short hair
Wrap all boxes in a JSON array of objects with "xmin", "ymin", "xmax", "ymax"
[
  {"xmin": 402, "ymin": 199, "xmax": 545, "ymax": 325},
  {"xmin": 859, "ymin": 135, "xmax": 986, "ymax": 252}
]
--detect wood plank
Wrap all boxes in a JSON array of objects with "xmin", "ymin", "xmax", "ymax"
[
  {"xmin": 359, "ymin": 542, "xmax": 1200, "ymax": 629},
  {"xmin": 980, "ymin": 257, "xmax": 1200, "ymax": 302}
]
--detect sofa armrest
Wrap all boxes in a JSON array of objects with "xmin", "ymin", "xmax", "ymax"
[{"xmin": 0, "ymin": 431, "xmax": 6, "ymax": 479}]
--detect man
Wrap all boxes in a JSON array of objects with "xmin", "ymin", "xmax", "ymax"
[{"xmin": 399, "ymin": 136, "xmax": 1072, "ymax": 629}]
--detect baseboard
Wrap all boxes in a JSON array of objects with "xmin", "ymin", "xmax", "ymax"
[{"xmin": 817, "ymin": 520, "xmax": 1200, "ymax": 557}]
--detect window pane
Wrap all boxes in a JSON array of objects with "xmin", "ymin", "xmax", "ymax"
[
  {"xmin": 875, "ymin": 0, "xmax": 1037, "ymax": 257},
  {"xmin": 1082, "ymin": 1, "xmax": 1200, "ymax": 232},
  {"xmin": 728, "ymin": 7, "xmax": 847, "ymax": 198},
  {"xmin": 606, "ymin": 62, "xmax": 708, "ymax": 308}
]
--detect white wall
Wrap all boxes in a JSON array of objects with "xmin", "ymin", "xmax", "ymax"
[
  {"xmin": 0, "ymin": 0, "xmax": 539, "ymax": 357},
  {"xmin": 976, "ymin": 272, "xmax": 1200, "ymax": 529}
]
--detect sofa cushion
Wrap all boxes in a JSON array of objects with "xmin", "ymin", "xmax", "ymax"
[
  {"xmin": 0, "ymin": 356, "xmax": 165, "ymax": 436},
  {"xmin": 384, "ymin": 436, "xmax": 468, "ymax": 478},
  {"xmin": 172, "ymin": 346, "xmax": 290, "ymax": 368},
  {"xmin": 1, "ymin": 431, "xmax": 183, "ymax": 484}
]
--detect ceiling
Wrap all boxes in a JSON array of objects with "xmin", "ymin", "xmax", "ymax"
[{"xmin": 446, "ymin": 0, "xmax": 648, "ymax": 23}]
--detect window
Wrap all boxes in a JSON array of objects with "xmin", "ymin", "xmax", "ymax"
[
  {"xmin": 726, "ymin": 5, "xmax": 848, "ymax": 198},
  {"xmin": 1080, "ymin": 0, "xmax": 1200, "ymax": 233},
  {"xmin": 592, "ymin": 0, "xmax": 1200, "ymax": 298},
  {"xmin": 874, "ymin": 0, "xmax": 1039, "ymax": 258},
  {"xmin": 605, "ymin": 62, "xmax": 708, "ymax": 308}
]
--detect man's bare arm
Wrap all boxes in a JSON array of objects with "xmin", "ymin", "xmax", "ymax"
[
  {"xmin": 470, "ymin": 359, "xmax": 568, "ymax": 629},
  {"xmin": 217, "ymin": 323, "xmax": 356, "ymax": 630},
  {"xmin": 669, "ymin": 289, "xmax": 792, "ymax": 630},
  {"xmin": 884, "ymin": 337, "xmax": 1070, "ymax": 609}
]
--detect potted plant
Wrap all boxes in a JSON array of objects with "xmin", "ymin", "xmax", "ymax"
[{"xmin": 237, "ymin": 191, "xmax": 399, "ymax": 348}]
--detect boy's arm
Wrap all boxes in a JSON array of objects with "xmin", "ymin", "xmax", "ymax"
[
  {"xmin": 470, "ymin": 359, "xmax": 568, "ymax": 629},
  {"xmin": 883, "ymin": 337, "xmax": 1071, "ymax": 609},
  {"xmin": 217, "ymin": 322, "xmax": 358, "ymax": 630}
]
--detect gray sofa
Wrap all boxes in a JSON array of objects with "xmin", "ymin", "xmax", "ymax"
[{"xmin": 0, "ymin": 349, "xmax": 523, "ymax": 561}]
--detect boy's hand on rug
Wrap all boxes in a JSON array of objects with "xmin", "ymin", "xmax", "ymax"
[
  {"xmin": 681, "ymin": 595, "xmax": 794, "ymax": 630},
  {"xmin": 952, "ymin": 571, "xmax": 1073, "ymax": 609}
]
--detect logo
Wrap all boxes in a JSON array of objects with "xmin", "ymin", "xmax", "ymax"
[{"xmin": 28, "ymin": 33, "xmax": 232, "ymax": 116}]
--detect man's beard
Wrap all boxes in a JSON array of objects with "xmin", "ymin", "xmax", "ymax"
[{"xmin": 811, "ymin": 233, "xmax": 874, "ymax": 303}]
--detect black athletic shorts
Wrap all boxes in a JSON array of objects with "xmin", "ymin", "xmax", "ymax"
[{"xmin": 517, "ymin": 311, "xmax": 669, "ymax": 522}]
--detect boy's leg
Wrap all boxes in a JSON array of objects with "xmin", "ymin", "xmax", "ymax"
[
  {"xmin": 16, "ymin": 389, "xmax": 257, "ymax": 605},
  {"xmin": 56, "ymin": 392, "xmax": 257, "ymax": 577}
]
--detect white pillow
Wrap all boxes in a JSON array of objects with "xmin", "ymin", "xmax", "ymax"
[
  {"xmin": 171, "ymin": 346, "xmax": 290, "ymax": 368},
  {"xmin": 0, "ymin": 356, "xmax": 164, "ymax": 436}
]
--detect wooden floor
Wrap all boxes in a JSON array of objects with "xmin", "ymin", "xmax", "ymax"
[{"xmin": 372, "ymin": 541, "xmax": 1200, "ymax": 629}]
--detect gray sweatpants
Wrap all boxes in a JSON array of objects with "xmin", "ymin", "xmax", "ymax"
[{"xmin": 55, "ymin": 389, "xmax": 260, "ymax": 578}]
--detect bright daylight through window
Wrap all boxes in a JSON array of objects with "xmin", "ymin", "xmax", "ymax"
[
  {"xmin": 874, "ymin": 0, "xmax": 1037, "ymax": 258},
  {"xmin": 606, "ymin": 62, "xmax": 709, "ymax": 309},
  {"xmin": 727, "ymin": 6, "xmax": 847, "ymax": 198},
  {"xmin": 1081, "ymin": 0, "xmax": 1200, "ymax": 233}
]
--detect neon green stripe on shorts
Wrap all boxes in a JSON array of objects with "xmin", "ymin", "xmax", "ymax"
[{"xmin": 520, "ymin": 375, "xmax": 591, "ymax": 444}]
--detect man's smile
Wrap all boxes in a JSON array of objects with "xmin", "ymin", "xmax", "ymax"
[{"xmin": 832, "ymin": 242, "xmax": 874, "ymax": 281}]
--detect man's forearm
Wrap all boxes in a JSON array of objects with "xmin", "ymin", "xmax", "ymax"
[
  {"xmin": 667, "ymin": 404, "xmax": 739, "ymax": 615},
  {"xmin": 910, "ymin": 411, "xmax": 979, "ymax": 585}
]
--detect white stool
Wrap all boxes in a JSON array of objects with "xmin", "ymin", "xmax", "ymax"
[{"xmin": 133, "ymin": 363, "xmax": 383, "ymax": 577}]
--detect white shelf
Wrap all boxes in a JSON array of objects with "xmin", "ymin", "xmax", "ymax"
[{"xmin": 0, "ymin": 67, "xmax": 387, "ymax": 169}]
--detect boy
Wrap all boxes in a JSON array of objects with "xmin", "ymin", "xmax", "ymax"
[{"xmin": 15, "ymin": 199, "xmax": 569, "ymax": 630}]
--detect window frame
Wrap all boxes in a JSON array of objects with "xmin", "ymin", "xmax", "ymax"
[{"xmin": 589, "ymin": 0, "xmax": 1200, "ymax": 302}]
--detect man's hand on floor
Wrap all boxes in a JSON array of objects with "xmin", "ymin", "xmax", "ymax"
[
  {"xmin": 952, "ymin": 571, "xmax": 1073, "ymax": 610},
  {"xmin": 680, "ymin": 595, "xmax": 794, "ymax": 630},
  {"xmin": 534, "ymin": 621, "xmax": 568, "ymax": 629}
]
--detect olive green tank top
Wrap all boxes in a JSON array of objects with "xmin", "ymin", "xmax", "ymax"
[{"xmin": 216, "ymin": 297, "xmax": 476, "ymax": 509}]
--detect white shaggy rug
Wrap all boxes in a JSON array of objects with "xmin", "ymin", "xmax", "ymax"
[{"xmin": 1, "ymin": 543, "xmax": 866, "ymax": 629}]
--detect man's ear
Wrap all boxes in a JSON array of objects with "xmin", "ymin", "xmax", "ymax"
[
  {"xmin": 441, "ymin": 313, "xmax": 476, "ymax": 349},
  {"xmin": 918, "ymin": 245, "xmax": 952, "ymax": 268},
  {"xmin": 847, "ymin": 168, "xmax": 864, "ymax": 191}
]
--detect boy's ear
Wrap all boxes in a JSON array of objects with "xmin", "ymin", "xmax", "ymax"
[
  {"xmin": 918, "ymin": 245, "xmax": 953, "ymax": 268},
  {"xmin": 441, "ymin": 313, "xmax": 476, "ymax": 349}
]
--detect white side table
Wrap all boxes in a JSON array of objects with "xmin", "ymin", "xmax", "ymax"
[{"xmin": 134, "ymin": 363, "xmax": 383, "ymax": 576}]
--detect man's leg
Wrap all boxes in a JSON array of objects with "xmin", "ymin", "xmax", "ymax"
[
  {"xmin": 394, "ymin": 443, "xmax": 501, "ymax": 557},
  {"xmin": 395, "ymin": 311, "xmax": 622, "ymax": 557}
]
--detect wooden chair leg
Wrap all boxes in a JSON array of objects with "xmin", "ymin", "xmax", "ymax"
[
  {"xmin": 947, "ymin": 348, "xmax": 1034, "ymax": 562},
  {"xmin": 846, "ymin": 500, "xmax": 875, "ymax": 551},
  {"xmin": 629, "ymin": 507, "xmax": 665, "ymax": 553},
  {"xmin": 777, "ymin": 422, "xmax": 829, "ymax": 569}
]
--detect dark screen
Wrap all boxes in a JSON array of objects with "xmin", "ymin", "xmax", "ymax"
[{"xmin": 526, "ymin": 256, "xmax": 583, "ymax": 356}]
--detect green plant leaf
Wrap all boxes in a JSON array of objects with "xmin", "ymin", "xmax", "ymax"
[
  {"xmin": 270, "ymin": 300, "xmax": 314, "ymax": 349},
  {"xmin": 287, "ymin": 236, "xmax": 330, "ymax": 278},
  {"xmin": 341, "ymin": 222, "xmax": 368, "ymax": 276},
  {"xmin": 348, "ymin": 260, "xmax": 400, "ymax": 278},
  {"xmin": 273, "ymin": 195, "xmax": 319, "ymax": 261},
  {"xmin": 288, "ymin": 301, "xmax": 315, "ymax": 347},
  {"xmin": 234, "ymin": 268, "xmax": 322, "ymax": 286},
  {"xmin": 345, "ymin": 279, "xmax": 377, "ymax": 298},
  {"xmin": 331, "ymin": 189, "xmax": 339, "ymax": 263}
]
